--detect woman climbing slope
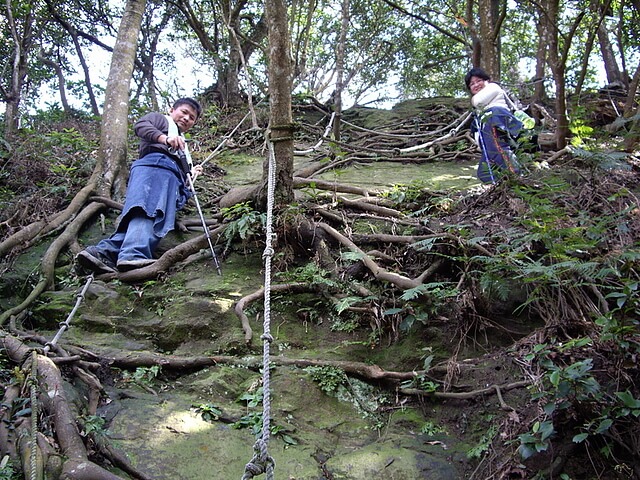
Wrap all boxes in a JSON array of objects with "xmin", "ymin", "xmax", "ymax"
[{"xmin": 465, "ymin": 67, "xmax": 523, "ymax": 183}]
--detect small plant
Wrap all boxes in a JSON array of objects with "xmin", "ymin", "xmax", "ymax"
[
  {"xmin": 0, "ymin": 455, "xmax": 17, "ymax": 480},
  {"xmin": 467, "ymin": 424, "xmax": 498, "ymax": 459},
  {"xmin": 420, "ymin": 421, "xmax": 448, "ymax": 436},
  {"xmin": 79, "ymin": 414, "xmax": 109, "ymax": 438},
  {"xmin": 221, "ymin": 202, "xmax": 265, "ymax": 249},
  {"xmin": 192, "ymin": 403, "xmax": 223, "ymax": 422},
  {"xmin": 517, "ymin": 420, "xmax": 555, "ymax": 459},
  {"xmin": 400, "ymin": 374, "xmax": 438, "ymax": 392},
  {"xmin": 381, "ymin": 182, "xmax": 426, "ymax": 204},
  {"xmin": 279, "ymin": 262, "xmax": 337, "ymax": 288},
  {"xmin": 233, "ymin": 387, "xmax": 297, "ymax": 445},
  {"xmin": 305, "ymin": 366, "xmax": 348, "ymax": 395},
  {"xmin": 121, "ymin": 365, "xmax": 161, "ymax": 390}
]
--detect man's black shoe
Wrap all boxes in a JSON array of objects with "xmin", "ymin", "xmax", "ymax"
[{"xmin": 76, "ymin": 247, "xmax": 117, "ymax": 274}]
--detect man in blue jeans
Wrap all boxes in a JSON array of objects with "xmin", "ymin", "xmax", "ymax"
[{"xmin": 77, "ymin": 97, "xmax": 202, "ymax": 273}]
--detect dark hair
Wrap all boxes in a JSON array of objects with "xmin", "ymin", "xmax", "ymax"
[
  {"xmin": 464, "ymin": 67, "xmax": 491, "ymax": 90},
  {"xmin": 173, "ymin": 98, "xmax": 202, "ymax": 119}
]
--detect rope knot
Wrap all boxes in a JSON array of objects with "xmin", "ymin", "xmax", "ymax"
[
  {"xmin": 262, "ymin": 246, "xmax": 274, "ymax": 258},
  {"xmin": 260, "ymin": 333, "xmax": 274, "ymax": 343}
]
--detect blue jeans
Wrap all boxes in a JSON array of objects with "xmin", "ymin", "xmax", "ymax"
[
  {"xmin": 474, "ymin": 108, "xmax": 523, "ymax": 183},
  {"xmin": 94, "ymin": 213, "xmax": 161, "ymax": 264}
]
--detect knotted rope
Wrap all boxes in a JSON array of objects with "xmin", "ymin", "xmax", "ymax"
[
  {"xmin": 23, "ymin": 275, "xmax": 95, "ymax": 479},
  {"xmin": 44, "ymin": 275, "xmax": 94, "ymax": 354},
  {"xmin": 241, "ymin": 137, "xmax": 277, "ymax": 480},
  {"xmin": 28, "ymin": 351, "xmax": 39, "ymax": 480}
]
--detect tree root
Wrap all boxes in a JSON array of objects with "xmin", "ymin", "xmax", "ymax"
[
  {"xmin": 234, "ymin": 282, "xmax": 310, "ymax": 342},
  {"xmin": 0, "ymin": 335, "xmax": 150, "ymax": 480},
  {"xmin": 400, "ymin": 380, "xmax": 529, "ymax": 404}
]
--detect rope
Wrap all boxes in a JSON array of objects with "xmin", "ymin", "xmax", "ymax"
[
  {"xmin": 29, "ymin": 351, "xmax": 38, "ymax": 480},
  {"xmin": 241, "ymin": 138, "xmax": 277, "ymax": 480},
  {"xmin": 44, "ymin": 275, "xmax": 94, "ymax": 354},
  {"xmin": 200, "ymin": 109, "xmax": 254, "ymax": 167},
  {"xmin": 294, "ymin": 112, "xmax": 336, "ymax": 155}
]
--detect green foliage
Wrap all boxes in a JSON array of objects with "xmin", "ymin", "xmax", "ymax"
[
  {"xmin": 400, "ymin": 350, "xmax": 437, "ymax": 391},
  {"xmin": 401, "ymin": 375, "xmax": 438, "ymax": 392},
  {"xmin": 384, "ymin": 282, "xmax": 457, "ymax": 333},
  {"xmin": 400, "ymin": 282, "xmax": 458, "ymax": 302},
  {"xmin": 0, "ymin": 456, "xmax": 18, "ymax": 480},
  {"xmin": 381, "ymin": 181, "xmax": 427, "ymax": 204},
  {"xmin": 221, "ymin": 202, "xmax": 266, "ymax": 248},
  {"xmin": 238, "ymin": 387, "xmax": 264, "ymax": 408},
  {"xmin": 572, "ymin": 148, "xmax": 633, "ymax": 171},
  {"xmin": 46, "ymin": 128, "xmax": 96, "ymax": 153},
  {"xmin": 467, "ymin": 424, "xmax": 499, "ymax": 459},
  {"xmin": 192, "ymin": 403, "xmax": 223, "ymax": 422},
  {"xmin": 517, "ymin": 420, "xmax": 555, "ymax": 459},
  {"xmin": 305, "ymin": 366, "xmax": 348, "ymax": 395},
  {"xmin": 121, "ymin": 365, "xmax": 161, "ymax": 388},
  {"xmin": 233, "ymin": 387, "xmax": 297, "ymax": 445},
  {"xmin": 330, "ymin": 315, "xmax": 361, "ymax": 333},
  {"xmin": 279, "ymin": 263, "xmax": 339, "ymax": 290},
  {"xmin": 420, "ymin": 421, "xmax": 448, "ymax": 436},
  {"xmin": 79, "ymin": 414, "xmax": 109, "ymax": 438},
  {"xmin": 569, "ymin": 117, "xmax": 595, "ymax": 147},
  {"xmin": 522, "ymin": 334, "xmax": 640, "ymax": 460}
]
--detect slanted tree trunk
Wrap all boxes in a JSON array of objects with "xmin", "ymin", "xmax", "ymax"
[
  {"xmin": 134, "ymin": 2, "xmax": 172, "ymax": 110},
  {"xmin": 259, "ymin": 0, "xmax": 294, "ymax": 207},
  {"xmin": 37, "ymin": 50, "xmax": 71, "ymax": 114},
  {"xmin": 597, "ymin": 13, "xmax": 625, "ymax": 86},
  {"xmin": 623, "ymin": 60, "xmax": 640, "ymax": 151},
  {"xmin": 98, "ymin": 0, "xmax": 147, "ymax": 199},
  {"xmin": 45, "ymin": 0, "xmax": 102, "ymax": 116}
]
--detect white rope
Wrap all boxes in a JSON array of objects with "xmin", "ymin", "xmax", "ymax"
[
  {"xmin": 294, "ymin": 112, "xmax": 336, "ymax": 155},
  {"xmin": 44, "ymin": 275, "xmax": 94, "ymax": 354},
  {"xmin": 201, "ymin": 110, "xmax": 253, "ymax": 167},
  {"xmin": 241, "ymin": 137, "xmax": 277, "ymax": 480}
]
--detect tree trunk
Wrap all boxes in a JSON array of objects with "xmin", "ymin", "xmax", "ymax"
[
  {"xmin": 533, "ymin": 18, "xmax": 547, "ymax": 105},
  {"xmin": 260, "ymin": 0, "xmax": 294, "ymax": 207},
  {"xmin": 598, "ymin": 20, "xmax": 625, "ymax": 86},
  {"xmin": 98, "ymin": 0, "xmax": 147, "ymax": 199},
  {"xmin": 623, "ymin": 60, "xmax": 640, "ymax": 151},
  {"xmin": 46, "ymin": 1, "xmax": 102, "ymax": 116},
  {"xmin": 37, "ymin": 51, "xmax": 71, "ymax": 114},
  {"xmin": 3, "ymin": 0, "xmax": 35, "ymax": 137},
  {"xmin": 134, "ymin": 3, "xmax": 171, "ymax": 110},
  {"xmin": 332, "ymin": 0, "xmax": 349, "ymax": 141},
  {"xmin": 540, "ymin": 0, "xmax": 585, "ymax": 149},
  {"xmin": 477, "ymin": 0, "xmax": 502, "ymax": 78}
]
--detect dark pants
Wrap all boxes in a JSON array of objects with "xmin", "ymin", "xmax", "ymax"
[{"xmin": 474, "ymin": 108, "xmax": 523, "ymax": 183}]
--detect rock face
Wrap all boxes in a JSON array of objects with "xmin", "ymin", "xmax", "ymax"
[{"xmin": 28, "ymin": 248, "xmax": 476, "ymax": 479}]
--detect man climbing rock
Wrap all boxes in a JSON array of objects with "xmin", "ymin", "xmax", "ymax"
[{"xmin": 77, "ymin": 97, "xmax": 203, "ymax": 273}]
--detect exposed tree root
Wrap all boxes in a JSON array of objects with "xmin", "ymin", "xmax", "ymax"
[{"xmin": 1, "ymin": 336, "xmax": 128, "ymax": 480}]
